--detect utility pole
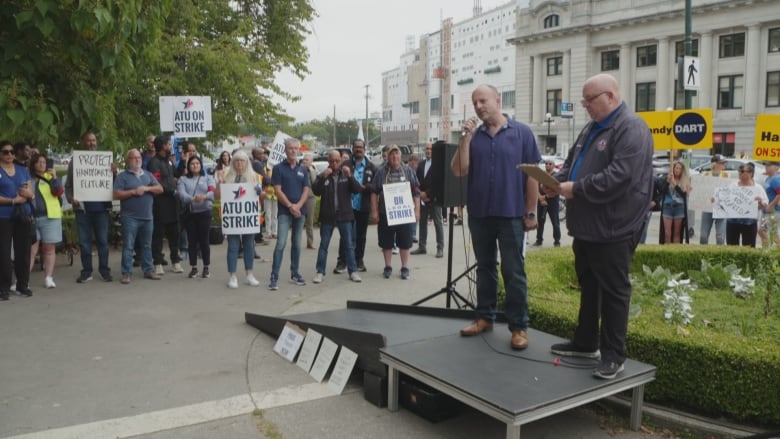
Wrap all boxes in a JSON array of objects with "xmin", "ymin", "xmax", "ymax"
[
  {"xmin": 364, "ymin": 84, "xmax": 370, "ymax": 149},
  {"xmin": 684, "ymin": 0, "xmax": 693, "ymax": 110},
  {"xmin": 332, "ymin": 105, "xmax": 336, "ymax": 147}
]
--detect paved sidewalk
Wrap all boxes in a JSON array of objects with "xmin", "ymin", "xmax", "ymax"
[{"xmin": 0, "ymin": 219, "xmax": 665, "ymax": 439}]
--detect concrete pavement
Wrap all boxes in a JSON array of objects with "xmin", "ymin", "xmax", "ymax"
[{"xmin": 0, "ymin": 215, "xmax": 694, "ymax": 439}]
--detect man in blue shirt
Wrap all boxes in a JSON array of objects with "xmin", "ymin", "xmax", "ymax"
[
  {"xmin": 114, "ymin": 149, "xmax": 163, "ymax": 283},
  {"xmin": 760, "ymin": 161, "xmax": 780, "ymax": 247},
  {"xmin": 269, "ymin": 138, "xmax": 310, "ymax": 290},
  {"xmin": 451, "ymin": 84, "xmax": 541, "ymax": 351}
]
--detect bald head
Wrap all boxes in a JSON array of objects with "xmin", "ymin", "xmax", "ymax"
[{"xmin": 581, "ymin": 74, "xmax": 622, "ymax": 122}]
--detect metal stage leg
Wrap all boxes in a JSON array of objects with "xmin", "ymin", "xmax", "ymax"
[
  {"xmin": 387, "ymin": 366, "xmax": 399, "ymax": 411},
  {"xmin": 630, "ymin": 384, "xmax": 645, "ymax": 430},
  {"xmin": 412, "ymin": 207, "xmax": 475, "ymax": 309},
  {"xmin": 506, "ymin": 423, "xmax": 521, "ymax": 439}
]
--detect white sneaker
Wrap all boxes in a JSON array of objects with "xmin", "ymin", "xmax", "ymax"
[
  {"xmin": 313, "ymin": 273, "xmax": 324, "ymax": 284},
  {"xmin": 155, "ymin": 264, "xmax": 165, "ymax": 275},
  {"xmin": 228, "ymin": 275, "xmax": 238, "ymax": 289},
  {"xmin": 45, "ymin": 276, "xmax": 56, "ymax": 289},
  {"xmin": 392, "ymin": 246, "xmax": 399, "ymax": 255},
  {"xmin": 246, "ymin": 274, "xmax": 260, "ymax": 286},
  {"xmin": 349, "ymin": 272, "xmax": 362, "ymax": 283},
  {"xmin": 172, "ymin": 262, "xmax": 184, "ymax": 273}
]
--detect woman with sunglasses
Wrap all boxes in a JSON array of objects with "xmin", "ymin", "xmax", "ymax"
[
  {"xmin": 0, "ymin": 140, "xmax": 35, "ymax": 300},
  {"xmin": 726, "ymin": 163, "xmax": 767, "ymax": 247},
  {"xmin": 29, "ymin": 152, "xmax": 64, "ymax": 288}
]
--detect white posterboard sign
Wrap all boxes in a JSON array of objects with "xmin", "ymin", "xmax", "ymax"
[
  {"xmin": 73, "ymin": 150, "xmax": 114, "ymax": 202},
  {"xmin": 309, "ymin": 337, "xmax": 338, "ymax": 383},
  {"xmin": 219, "ymin": 183, "xmax": 261, "ymax": 235},
  {"xmin": 688, "ymin": 174, "xmax": 732, "ymax": 212},
  {"xmin": 382, "ymin": 182, "xmax": 415, "ymax": 226},
  {"xmin": 159, "ymin": 96, "xmax": 212, "ymax": 138},
  {"xmin": 713, "ymin": 186, "xmax": 764, "ymax": 219},
  {"xmin": 272, "ymin": 322, "xmax": 306, "ymax": 362},
  {"xmin": 296, "ymin": 329, "xmax": 323, "ymax": 373},
  {"xmin": 327, "ymin": 346, "xmax": 358, "ymax": 395},
  {"xmin": 268, "ymin": 131, "xmax": 292, "ymax": 168}
]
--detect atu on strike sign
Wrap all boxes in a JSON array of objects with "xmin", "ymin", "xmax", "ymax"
[
  {"xmin": 159, "ymin": 96, "xmax": 212, "ymax": 138},
  {"xmin": 220, "ymin": 183, "xmax": 261, "ymax": 235}
]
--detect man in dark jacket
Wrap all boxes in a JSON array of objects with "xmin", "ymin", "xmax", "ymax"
[
  {"xmin": 311, "ymin": 150, "xmax": 362, "ymax": 284},
  {"xmin": 550, "ymin": 73, "xmax": 653, "ymax": 380},
  {"xmin": 411, "ymin": 143, "xmax": 444, "ymax": 257},
  {"xmin": 335, "ymin": 139, "xmax": 377, "ymax": 273},
  {"xmin": 147, "ymin": 135, "xmax": 183, "ymax": 275}
]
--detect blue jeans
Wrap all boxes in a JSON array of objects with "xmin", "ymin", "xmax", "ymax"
[
  {"xmin": 76, "ymin": 210, "xmax": 111, "ymax": 277},
  {"xmin": 699, "ymin": 211, "xmax": 726, "ymax": 245},
  {"xmin": 227, "ymin": 234, "xmax": 256, "ymax": 273},
  {"xmin": 121, "ymin": 216, "xmax": 153, "ymax": 275},
  {"xmin": 316, "ymin": 221, "xmax": 356, "ymax": 274},
  {"xmin": 469, "ymin": 216, "xmax": 529, "ymax": 331},
  {"xmin": 272, "ymin": 213, "xmax": 304, "ymax": 278}
]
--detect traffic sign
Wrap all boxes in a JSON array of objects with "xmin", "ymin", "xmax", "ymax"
[
  {"xmin": 683, "ymin": 56, "xmax": 700, "ymax": 91},
  {"xmin": 560, "ymin": 102, "xmax": 574, "ymax": 119}
]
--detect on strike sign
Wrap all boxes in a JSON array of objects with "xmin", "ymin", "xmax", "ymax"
[{"xmin": 220, "ymin": 183, "xmax": 261, "ymax": 235}]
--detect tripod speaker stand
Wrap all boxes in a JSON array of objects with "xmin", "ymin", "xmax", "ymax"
[{"xmin": 412, "ymin": 207, "xmax": 475, "ymax": 309}]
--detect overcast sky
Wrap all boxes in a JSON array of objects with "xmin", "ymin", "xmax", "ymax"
[{"xmin": 274, "ymin": 0, "xmax": 496, "ymax": 122}]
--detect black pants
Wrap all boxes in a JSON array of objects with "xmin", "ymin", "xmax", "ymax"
[
  {"xmin": 185, "ymin": 211, "xmax": 212, "ymax": 266},
  {"xmin": 0, "ymin": 218, "xmax": 32, "ymax": 292},
  {"xmin": 726, "ymin": 220, "xmax": 757, "ymax": 247},
  {"xmin": 536, "ymin": 197, "xmax": 561, "ymax": 244},
  {"xmin": 338, "ymin": 210, "xmax": 369, "ymax": 266},
  {"xmin": 571, "ymin": 230, "xmax": 640, "ymax": 365},
  {"xmin": 152, "ymin": 220, "xmax": 181, "ymax": 265}
]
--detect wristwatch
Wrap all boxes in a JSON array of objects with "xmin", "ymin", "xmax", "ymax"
[{"xmin": 525, "ymin": 212, "xmax": 536, "ymax": 219}]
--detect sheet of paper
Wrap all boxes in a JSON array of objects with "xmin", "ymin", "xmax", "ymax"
[
  {"xmin": 272, "ymin": 322, "xmax": 306, "ymax": 362},
  {"xmin": 517, "ymin": 164, "xmax": 560, "ymax": 188},
  {"xmin": 309, "ymin": 337, "xmax": 338, "ymax": 383},
  {"xmin": 327, "ymin": 346, "xmax": 358, "ymax": 395},
  {"xmin": 296, "ymin": 329, "xmax": 323, "ymax": 373}
]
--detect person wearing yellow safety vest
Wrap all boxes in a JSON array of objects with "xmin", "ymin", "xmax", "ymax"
[{"xmin": 29, "ymin": 152, "xmax": 64, "ymax": 289}]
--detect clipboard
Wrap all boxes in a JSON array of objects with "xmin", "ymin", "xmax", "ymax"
[{"xmin": 517, "ymin": 164, "xmax": 561, "ymax": 188}]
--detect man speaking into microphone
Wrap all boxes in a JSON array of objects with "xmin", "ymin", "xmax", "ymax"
[{"xmin": 451, "ymin": 84, "xmax": 541, "ymax": 350}]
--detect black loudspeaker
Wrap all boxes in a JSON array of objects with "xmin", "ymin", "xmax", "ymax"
[{"xmin": 428, "ymin": 141, "xmax": 467, "ymax": 208}]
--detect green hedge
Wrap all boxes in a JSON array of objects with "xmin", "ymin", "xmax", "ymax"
[{"xmin": 523, "ymin": 245, "xmax": 780, "ymax": 426}]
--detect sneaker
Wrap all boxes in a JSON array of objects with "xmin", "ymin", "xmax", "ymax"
[
  {"xmin": 143, "ymin": 272, "xmax": 161, "ymax": 280},
  {"xmin": 400, "ymin": 267, "xmax": 410, "ymax": 280},
  {"xmin": 246, "ymin": 274, "xmax": 260, "ymax": 286},
  {"xmin": 201, "ymin": 267, "xmax": 210, "ymax": 278},
  {"xmin": 313, "ymin": 273, "xmax": 324, "ymax": 284},
  {"xmin": 120, "ymin": 274, "xmax": 131, "ymax": 284},
  {"xmin": 383, "ymin": 266, "xmax": 392, "ymax": 279},
  {"xmin": 533, "ymin": 241, "xmax": 543, "ymax": 247},
  {"xmin": 410, "ymin": 247, "xmax": 426, "ymax": 255},
  {"xmin": 435, "ymin": 249, "xmax": 444, "ymax": 258},
  {"xmin": 228, "ymin": 275, "xmax": 238, "ymax": 289},
  {"xmin": 550, "ymin": 342, "xmax": 601, "ymax": 359},
  {"xmin": 554, "ymin": 241, "xmax": 561, "ymax": 247},
  {"xmin": 392, "ymin": 246, "xmax": 399, "ymax": 255},
  {"xmin": 0, "ymin": 291, "xmax": 9, "ymax": 301},
  {"xmin": 154, "ymin": 265, "xmax": 165, "ymax": 275},
  {"xmin": 357, "ymin": 262, "xmax": 367, "ymax": 272},
  {"xmin": 349, "ymin": 272, "xmax": 362, "ymax": 283},
  {"xmin": 188, "ymin": 267, "xmax": 199, "ymax": 278},
  {"xmin": 16, "ymin": 288, "xmax": 33, "ymax": 297},
  {"xmin": 268, "ymin": 275, "xmax": 279, "ymax": 291},
  {"xmin": 76, "ymin": 273, "xmax": 93, "ymax": 283},
  {"xmin": 172, "ymin": 263, "xmax": 184, "ymax": 273},
  {"xmin": 333, "ymin": 263, "xmax": 346, "ymax": 274},
  {"xmin": 291, "ymin": 273, "xmax": 306, "ymax": 286},
  {"xmin": 593, "ymin": 360, "xmax": 625, "ymax": 380},
  {"xmin": 45, "ymin": 276, "xmax": 56, "ymax": 289},
  {"xmin": 101, "ymin": 273, "xmax": 113, "ymax": 282}
]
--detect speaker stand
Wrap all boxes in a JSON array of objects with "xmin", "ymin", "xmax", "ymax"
[{"xmin": 412, "ymin": 207, "xmax": 476, "ymax": 309}]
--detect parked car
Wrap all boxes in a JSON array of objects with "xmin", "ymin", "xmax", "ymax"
[
  {"xmin": 692, "ymin": 159, "xmax": 766, "ymax": 184},
  {"xmin": 538, "ymin": 155, "xmax": 565, "ymax": 170}
]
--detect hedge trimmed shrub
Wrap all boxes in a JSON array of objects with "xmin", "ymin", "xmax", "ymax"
[{"xmin": 523, "ymin": 245, "xmax": 780, "ymax": 426}]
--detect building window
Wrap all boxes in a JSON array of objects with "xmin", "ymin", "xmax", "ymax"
[
  {"xmin": 768, "ymin": 72, "xmax": 780, "ymax": 107},
  {"xmin": 543, "ymin": 14, "xmax": 559, "ymax": 29},
  {"xmin": 718, "ymin": 75, "xmax": 743, "ymax": 109},
  {"xmin": 601, "ymin": 50, "xmax": 619, "ymax": 71},
  {"xmin": 674, "ymin": 39, "xmax": 699, "ymax": 58},
  {"xmin": 635, "ymin": 82, "xmax": 656, "ymax": 112},
  {"xmin": 719, "ymin": 33, "xmax": 745, "ymax": 58},
  {"xmin": 770, "ymin": 28, "xmax": 780, "ymax": 53},
  {"xmin": 636, "ymin": 45, "xmax": 657, "ymax": 67},
  {"xmin": 547, "ymin": 56, "xmax": 563, "ymax": 76},
  {"xmin": 501, "ymin": 90, "xmax": 515, "ymax": 109},
  {"xmin": 546, "ymin": 89, "xmax": 562, "ymax": 116},
  {"xmin": 430, "ymin": 97, "xmax": 441, "ymax": 116}
]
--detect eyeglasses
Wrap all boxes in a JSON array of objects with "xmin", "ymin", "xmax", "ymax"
[
  {"xmin": 0, "ymin": 149, "xmax": 14, "ymax": 155},
  {"xmin": 739, "ymin": 170, "xmax": 753, "ymax": 174},
  {"xmin": 580, "ymin": 91, "xmax": 608, "ymax": 106}
]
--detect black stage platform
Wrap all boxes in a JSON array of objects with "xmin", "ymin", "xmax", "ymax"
[{"xmin": 245, "ymin": 302, "xmax": 655, "ymax": 439}]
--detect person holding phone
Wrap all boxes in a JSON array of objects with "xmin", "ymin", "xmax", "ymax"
[
  {"xmin": 0, "ymin": 140, "xmax": 35, "ymax": 299},
  {"xmin": 29, "ymin": 152, "xmax": 64, "ymax": 288}
]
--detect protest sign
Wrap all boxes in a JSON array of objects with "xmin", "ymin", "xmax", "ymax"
[
  {"xmin": 688, "ymin": 174, "xmax": 732, "ymax": 212},
  {"xmin": 219, "ymin": 183, "xmax": 261, "ymax": 235},
  {"xmin": 73, "ymin": 150, "xmax": 114, "ymax": 202},
  {"xmin": 268, "ymin": 131, "xmax": 292, "ymax": 168},
  {"xmin": 713, "ymin": 186, "xmax": 764, "ymax": 219},
  {"xmin": 382, "ymin": 182, "xmax": 415, "ymax": 226}
]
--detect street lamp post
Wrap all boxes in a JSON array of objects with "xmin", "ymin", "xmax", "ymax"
[{"xmin": 544, "ymin": 112, "xmax": 553, "ymax": 154}]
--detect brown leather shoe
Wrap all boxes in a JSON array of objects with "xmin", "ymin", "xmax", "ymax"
[
  {"xmin": 460, "ymin": 319, "xmax": 493, "ymax": 336},
  {"xmin": 510, "ymin": 330, "xmax": 529, "ymax": 350}
]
